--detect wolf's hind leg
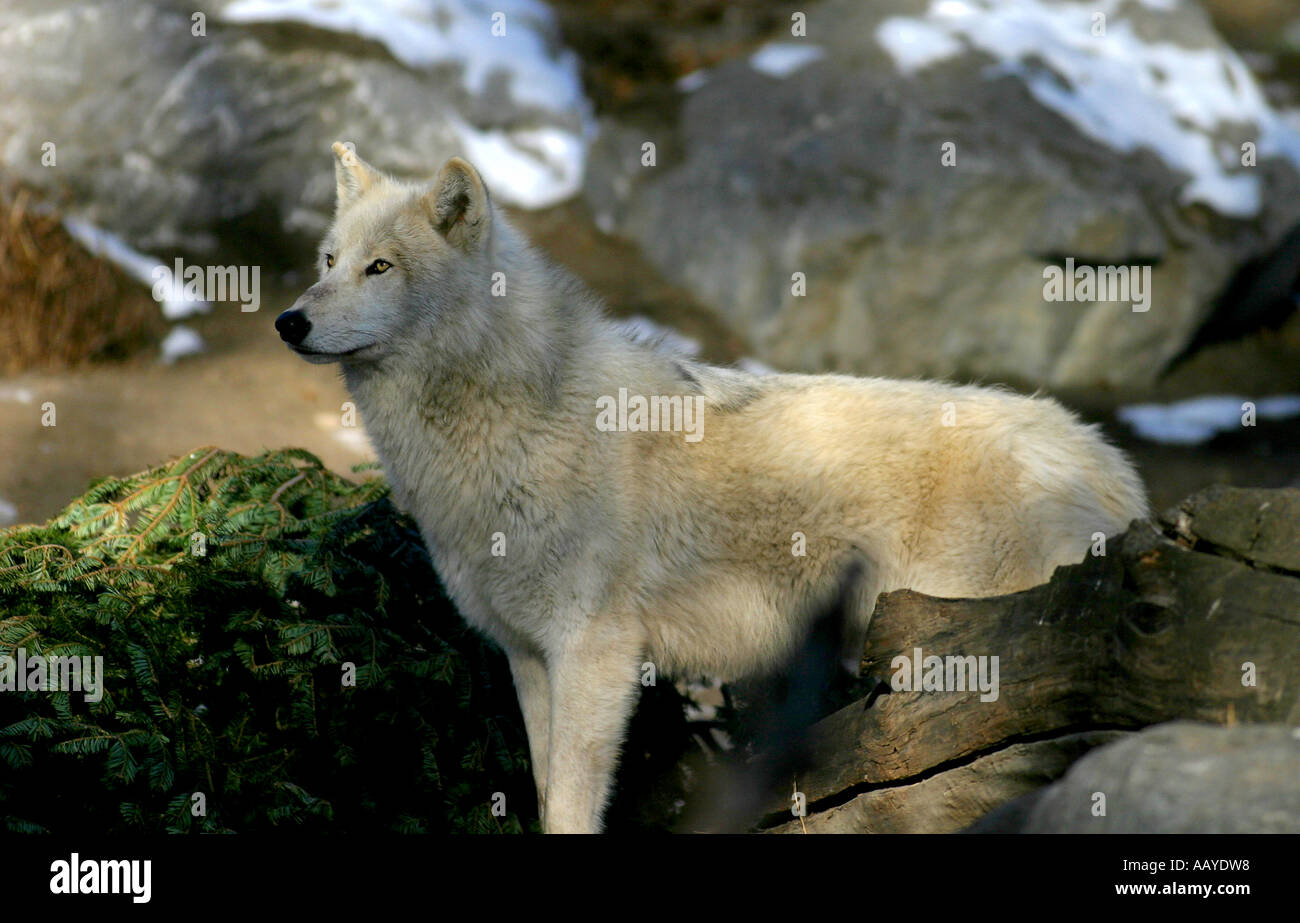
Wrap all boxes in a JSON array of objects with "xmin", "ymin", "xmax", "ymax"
[{"xmin": 835, "ymin": 558, "xmax": 882, "ymax": 676}]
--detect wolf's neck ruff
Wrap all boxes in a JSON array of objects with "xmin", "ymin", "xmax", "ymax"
[
  {"xmin": 337, "ymin": 234, "xmax": 645, "ymax": 614},
  {"xmin": 345, "ymin": 325, "xmax": 560, "ymax": 538}
]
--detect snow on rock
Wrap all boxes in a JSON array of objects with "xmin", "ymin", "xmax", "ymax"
[
  {"xmin": 874, "ymin": 0, "xmax": 1300, "ymax": 217},
  {"xmin": 62, "ymin": 217, "xmax": 209, "ymax": 319},
  {"xmin": 449, "ymin": 118, "xmax": 587, "ymax": 209},
  {"xmin": 1118, "ymin": 395, "xmax": 1300, "ymax": 445},
  {"xmin": 748, "ymin": 42, "xmax": 826, "ymax": 78},
  {"xmin": 221, "ymin": 0, "xmax": 583, "ymax": 111},
  {"xmin": 873, "ymin": 18, "xmax": 962, "ymax": 73},
  {"xmin": 221, "ymin": 0, "xmax": 592, "ymax": 208},
  {"xmin": 676, "ymin": 69, "xmax": 711, "ymax": 93}
]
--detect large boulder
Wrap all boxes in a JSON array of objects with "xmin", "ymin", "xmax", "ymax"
[
  {"xmin": 0, "ymin": 0, "xmax": 591, "ymax": 262},
  {"xmin": 967, "ymin": 722, "xmax": 1300, "ymax": 833},
  {"xmin": 585, "ymin": 0, "xmax": 1300, "ymax": 387}
]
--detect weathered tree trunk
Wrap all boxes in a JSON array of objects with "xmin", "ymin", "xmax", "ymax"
[{"xmin": 762, "ymin": 487, "xmax": 1300, "ymax": 833}]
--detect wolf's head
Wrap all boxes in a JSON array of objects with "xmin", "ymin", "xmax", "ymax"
[{"xmin": 276, "ymin": 143, "xmax": 494, "ymax": 365}]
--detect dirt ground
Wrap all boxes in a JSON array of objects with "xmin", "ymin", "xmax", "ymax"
[{"xmin": 0, "ymin": 296, "xmax": 369, "ymax": 525}]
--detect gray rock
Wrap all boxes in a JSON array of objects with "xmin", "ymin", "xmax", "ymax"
[
  {"xmin": 968, "ymin": 722, "xmax": 1300, "ymax": 833},
  {"xmin": 585, "ymin": 0, "xmax": 1300, "ymax": 387},
  {"xmin": 0, "ymin": 0, "xmax": 589, "ymax": 262}
]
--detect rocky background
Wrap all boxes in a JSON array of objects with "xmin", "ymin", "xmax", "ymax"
[{"xmin": 2, "ymin": 0, "xmax": 1299, "ymax": 526}]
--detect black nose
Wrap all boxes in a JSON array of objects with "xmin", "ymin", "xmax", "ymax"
[{"xmin": 275, "ymin": 309, "xmax": 311, "ymax": 346}]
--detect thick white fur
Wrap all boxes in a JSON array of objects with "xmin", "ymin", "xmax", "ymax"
[{"xmin": 284, "ymin": 145, "xmax": 1150, "ymax": 833}]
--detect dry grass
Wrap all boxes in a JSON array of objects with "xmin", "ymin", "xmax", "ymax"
[{"xmin": 0, "ymin": 186, "xmax": 163, "ymax": 374}]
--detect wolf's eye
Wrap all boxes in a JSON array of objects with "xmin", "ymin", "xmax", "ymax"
[
  {"xmin": 325, "ymin": 254, "xmax": 335, "ymax": 269},
  {"xmin": 367, "ymin": 259, "xmax": 392, "ymax": 276}
]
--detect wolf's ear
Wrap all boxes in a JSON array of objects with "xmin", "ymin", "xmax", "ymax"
[
  {"xmin": 422, "ymin": 157, "xmax": 490, "ymax": 251},
  {"xmin": 332, "ymin": 141, "xmax": 382, "ymax": 210}
]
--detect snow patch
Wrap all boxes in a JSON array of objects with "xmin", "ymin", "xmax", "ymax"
[
  {"xmin": 450, "ymin": 119, "xmax": 586, "ymax": 209},
  {"xmin": 749, "ymin": 42, "xmax": 826, "ymax": 78},
  {"xmin": 1118, "ymin": 395, "xmax": 1300, "ymax": 445},
  {"xmin": 160, "ymin": 325, "xmax": 205, "ymax": 364},
  {"xmin": 874, "ymin": 18, "xmax": 963, "ymax": 73},
  {"xmin": 221, "ymin": 0, "xmax": 583, "ymax": 112},
  {"xmin": 62, "ymin": 217, "xmax": 209, "ymax": 319},
  {"xmin": 0, "ymin": 497, "xmax": 17, "ymax": 527},
  {"xmin": 676, "ymin": 69, "xmax": 710, "ymax": 93}
]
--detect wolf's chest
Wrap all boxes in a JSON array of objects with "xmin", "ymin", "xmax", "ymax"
[{"xmin": 367, "ymin": 432, "xmax": 557, "ymax": 634}]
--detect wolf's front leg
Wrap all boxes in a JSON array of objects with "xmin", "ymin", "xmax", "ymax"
[
  {"xmin": 543, "ymin": 617, "xmax": 645, "ymax": 833},
  {"xmin": 505, "ymin": 646, "xmax": 551, "ymax": 827}
]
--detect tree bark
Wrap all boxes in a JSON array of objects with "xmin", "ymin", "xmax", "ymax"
[{"xmin": 761, "ymin": 487, "xmax": 1300, "ymax": 832}]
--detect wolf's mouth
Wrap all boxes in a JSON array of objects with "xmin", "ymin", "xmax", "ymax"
[{"xmin": 289, "ymin": 343, "xmax": 376, "ymax": 359}]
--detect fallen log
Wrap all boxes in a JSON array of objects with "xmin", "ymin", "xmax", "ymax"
[{"xmin": 762, "ymin": 486, "xmax": 1300, "ymax": 833}]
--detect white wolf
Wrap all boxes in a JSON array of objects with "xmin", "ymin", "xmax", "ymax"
[{"xmin": 278, "ymin": 143, "xmax": 1149, "ymax": 833}]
